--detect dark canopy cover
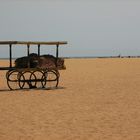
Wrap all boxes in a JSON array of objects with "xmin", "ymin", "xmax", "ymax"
[{"xmin": 15, "ymin": 53, "xmax": 66, "ymax": 70}]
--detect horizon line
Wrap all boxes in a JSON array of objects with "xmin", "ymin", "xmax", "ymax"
[{"xmin": 0, "ymin": 55, "xmax": 140, "ymax": 60}]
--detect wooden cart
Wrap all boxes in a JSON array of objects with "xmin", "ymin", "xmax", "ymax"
[{"xmin": 0, "ymin": 41, "xmax": 67, "ymax": 90}]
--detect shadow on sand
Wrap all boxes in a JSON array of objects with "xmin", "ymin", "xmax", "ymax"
[{"xmin": 0, "ymin": 86, "xmax": 66, "ymax": 93}]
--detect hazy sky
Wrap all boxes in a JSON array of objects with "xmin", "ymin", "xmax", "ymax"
[{"xmin": 0, "ymin": 0, "xmax": 140, "ymax": 57}]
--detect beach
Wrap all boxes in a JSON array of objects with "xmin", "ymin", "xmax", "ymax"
[{"xmin": 0, "ymin": 58, "xmax": 140, "ymax": 140}]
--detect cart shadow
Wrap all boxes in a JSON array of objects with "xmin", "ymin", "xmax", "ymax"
[{"xmin": 0, "ymin": 86, "xmax": 66, "ymax": 93}]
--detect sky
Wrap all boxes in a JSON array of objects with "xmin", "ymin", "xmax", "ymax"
[{"xmin": 0, "ymin": 0, "xmax": 140, "ymax": 58}]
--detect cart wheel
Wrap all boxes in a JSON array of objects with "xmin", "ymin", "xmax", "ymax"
[
  {"xmin": 18, "ymin": 72, "xmax": 25, "ymax": 89},
  {"xmin": 19, "ymin": 71, "xmax": 37, "ymax": 89},
  {"xmin": 45, "ymin": 70, "xmax": 59, "ymax": 89},
  {"xmin": 6, "ymin": 70, "xmax": 21, "ymax": 90},
  {"xmin": 30, "ymin": 70, "xmax": 46, "ymax": 88}
]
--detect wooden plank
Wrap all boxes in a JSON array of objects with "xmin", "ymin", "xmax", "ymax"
[
  {"xmin": 0, "ymin": 67, "xmax": 15, "ymax": 70},
  {"xmin": 0, "ymin": 67, "xmax": 66, "ymax": 71},
  {"xmin": 17, "ymin": 41, "xmax": 67, "ymax": 45},
  {"xmin": 0, "ymin": 41, "xmax": 17, "ymax": 45},
  {"xmin": 0, "ymin": 41, "xmax": 67, "ymax": 45}
]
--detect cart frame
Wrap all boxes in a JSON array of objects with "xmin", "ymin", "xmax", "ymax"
[{"xmin": 0, "ymin": 41, "xmax": 67, "ymax": 90}]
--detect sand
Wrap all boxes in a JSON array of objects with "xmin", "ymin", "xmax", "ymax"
[{"xmin": 0, "ymin": 58, "xmax": 140, "ymax": 140}]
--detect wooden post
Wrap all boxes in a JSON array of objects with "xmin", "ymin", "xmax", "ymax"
[
  {"xmin": 27, "ymin": 44, "xmax": 30, "ymax": 68},
  {"xmin": 56, "ymin": 43, "xmax": 59, "ymax": 59},
  {"xmin": 27, "ymin": 44, "xmax": 30, "ymax": 56},
  {"xmin": 9, "ymin": 44, "xmax": 12, "ymax": 68},
  {"xmin": 38, "ymin": 44, "xmax": 40, "ymax": 56},
  {"xmin": 56, "ymin": 43, "xmax": 59, "ymax": 67}
]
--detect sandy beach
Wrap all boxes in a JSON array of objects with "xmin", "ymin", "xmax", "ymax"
[{"xmin": 0, "ymin": 58, "xmax": 140, "ymax": 140}]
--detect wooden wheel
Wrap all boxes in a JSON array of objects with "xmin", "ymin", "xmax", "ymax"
[
  {"xmin": 18, "ymin": 72, "xmax": 25, "ymax": 89},
  {"xmin": 30, "ymin": 70, "xmax": 46, "ymax": 88},
  {"xmin": 19, "ymin": 71, "xmax": 37, "ymax": 89},
  {"xmin": 45, "ymin": 70, "xmax": 59, "ymax": 89},
  {"xmin": 6, "ymin": 70, "xmax": 21, "ymax": 90}
]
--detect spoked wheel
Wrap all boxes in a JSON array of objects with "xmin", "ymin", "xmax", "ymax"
[
  {"xmin": 45, "ymin": 70, "xmax": 59, "ymax": 89},
  {"xmin": 6, "ymin": 70, "xmax": 21, "ymax": 90},
  {"xmin": 19, "ymin": 71, "xmax": 37, "ymax": 89},
  {"xmin": 30, "ymin": 70, "xmax": 46, "ymax": 88}
]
